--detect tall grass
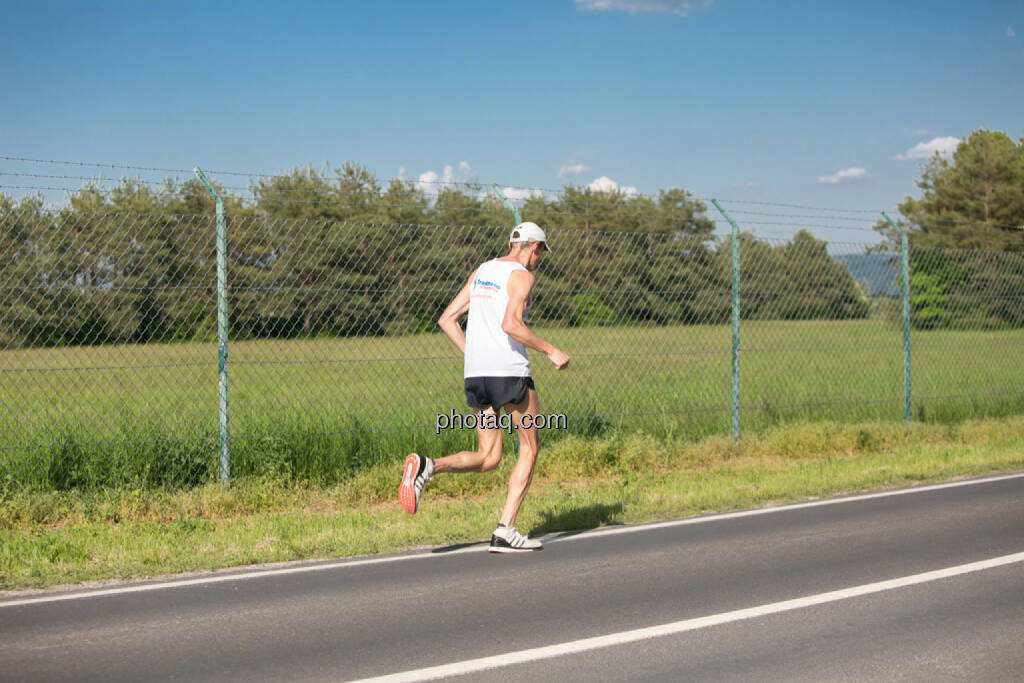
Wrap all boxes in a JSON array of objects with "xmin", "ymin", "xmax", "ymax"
[
  {"xmin": 2, "ymin": 318, "xmax": 1022, "ymax": 494},
  {"xmin": 3, "ymin": 416, "xmax": 1023, "ymax": 589}
]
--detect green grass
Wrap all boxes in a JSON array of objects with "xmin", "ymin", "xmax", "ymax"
[
  {"xmin": 2, "ymin": 415, "xmax": 1022, "ymax": 590},
  {"xmin": 2, "ymin": 318, "xmax": 1023, "ymax": 491}
]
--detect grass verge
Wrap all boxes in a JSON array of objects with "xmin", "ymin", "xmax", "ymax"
[{"xmin": 2, "ymin": 415, "xmax": 1022, "ymax": 592}]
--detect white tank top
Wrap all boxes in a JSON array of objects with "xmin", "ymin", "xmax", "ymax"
[{"xmin": 464, "ymin": 259, "xmax": 530, "ymax": 378}]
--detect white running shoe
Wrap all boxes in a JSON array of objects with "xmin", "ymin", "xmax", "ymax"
[
  {"xmin": 398, "ymin": 453, "xmax": 433, "ymax": 514},
  {"xmin": 489, "ymin": 525, "xmax": 543, "ymax": 553}
]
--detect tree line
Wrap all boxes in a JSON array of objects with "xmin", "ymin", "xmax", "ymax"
[
  {"xmin": 0, "ymin": 172, "xmax": 871, "ymax": 348},
  {"xmin": 4, "ymin": 128, "xmax": 1022, "ymax": 349}
]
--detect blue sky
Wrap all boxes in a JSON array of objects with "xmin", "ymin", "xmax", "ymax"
[{"xmin": 1, "ymin": 0, "xmax": 1021, "ymax": 243}]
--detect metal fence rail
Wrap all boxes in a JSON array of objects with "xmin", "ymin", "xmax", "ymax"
[{"xmin": 1, "ymin": 205, "xmax": 1022, "ymax": 492}]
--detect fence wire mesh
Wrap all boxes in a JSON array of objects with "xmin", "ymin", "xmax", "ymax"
[
  {"xmin": 1, "ymin": 207, "xmax": 1022, "ymax": 493},
  {"xmin": 739, "ymin": 237, "xmax": 904, "ymax": 420},
  {"xmin": 907, "ymin": 244, "xmax": 1024, "ymax": 418}
]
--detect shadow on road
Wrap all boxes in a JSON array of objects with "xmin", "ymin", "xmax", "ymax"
[
  {"xmin": 530, "ymin": 502, "xmax": 624, "ymax": 536},
  {"xmin": 431, "ymin": 540, "xmax": 489, "ymax": 553}
]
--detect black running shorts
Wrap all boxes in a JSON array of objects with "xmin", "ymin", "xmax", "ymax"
[{"xmin": 464, "ymin": 376, "xmax": 535, "ymax": 412}]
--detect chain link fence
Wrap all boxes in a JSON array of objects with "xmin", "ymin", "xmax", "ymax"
[{"xmin": 2, "ymin": 206, "xmax": 1022, "ymax": 493}]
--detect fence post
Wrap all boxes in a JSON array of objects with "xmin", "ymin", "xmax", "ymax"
[
  {"xmin": 194, "ymin": 167, "xmax": 231, "ymax": 486},
  {"xmin": 711, "ymin": 199, "xmax": 741, "ymax": 441},
  {"xmin": 491, "ymin": 184, "xmax": 522, "ymax": 225},
  {"xmin": 882, "ymin": 212, "xmax": 912, "ymax": 423}
]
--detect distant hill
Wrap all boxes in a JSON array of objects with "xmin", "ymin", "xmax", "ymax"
[{"xmin": 835, "ymin": 252, "xmax": 900, "ymax": 297}]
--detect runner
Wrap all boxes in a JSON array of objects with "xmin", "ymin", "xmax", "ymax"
[{"xmin": 398, "ymin": 221, "xmax": 570, "ymax": 553}]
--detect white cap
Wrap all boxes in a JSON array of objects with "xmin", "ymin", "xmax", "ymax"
[{"xmin": 509, "ymin": 221, "xmax": 551, "ymax": 252}]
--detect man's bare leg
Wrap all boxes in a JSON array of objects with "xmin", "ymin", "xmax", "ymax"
[
  {"xmin": 433, "ymin": 408, "xmax": 504, "ymax": 473},
  {"xmin": 498, "ymin": 388, "xmax": 540, "ymax": 527}
]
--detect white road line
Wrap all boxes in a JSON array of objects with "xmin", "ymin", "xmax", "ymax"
[
  {"xmin": 2, "ymin": 471, "xmax": 1022, "ymax": 608},
  {"xmin": 351, "ymin": 550, "xmax": 1024, "ymax": 682},
  {"xmin": 0, "ymin": 546, "xmax": 479, "ymax": 608}
]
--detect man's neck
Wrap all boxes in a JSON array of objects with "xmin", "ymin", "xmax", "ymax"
[{"xmin": 497, "ymin": 250, "xmax": 531, "ymax": 269}]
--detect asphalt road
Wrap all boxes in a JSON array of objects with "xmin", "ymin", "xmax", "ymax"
[{"xmin": 2, "ymin": 472, "xmax": 1023, "ymax": 682}]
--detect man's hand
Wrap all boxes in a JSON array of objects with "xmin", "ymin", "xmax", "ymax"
[
  {"xmin": 504, "ymin": 270, "xmax": 570, "ymax": 370},
  {"xmin": 547, "ymin": 348, "xmax": 570, "ymax": 370}
]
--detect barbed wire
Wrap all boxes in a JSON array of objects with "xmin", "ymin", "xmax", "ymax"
[
  {"xmin": 0, "ymin": 182, "xmax": 879, "ymax": 231},
  {"xmin": 0, "ymin": 172, "xmax": 164, "ymax": 183},
  {"xmin": 709, "ymin": 199, "xmax": 881, "ymax": 215},
  {"xmin": 0, "ymin": 155, "xmax": 638, "ymax": 199},
  {"xmin": 0, "ymin": 175, "xmax": 907, "ymax": 236},
  {"xmin": 0, "ymin": 155, "xmax": 248, "ymax": 177},
  {"xmin": 2, "ymin": 154, "xmax": 900, "ymax": 217},
  {"xmin": 1, "ymin": 184, "xmax": 182, "ymax": 197},
  {"xmin": 5, "ymin": 155, "xmax": 1021, "ymax": 235},
  {"xmin": 721, "ymin": 209, "xmax": 872, "ymax": 223},
  {"xmin": 0, "ymin": 183, "xmax": 735, "ymax": 224},
  {"xmin": 0, "ymin": 171, "xmax": 495, "ymax": 197},
  {"xmin": 7, "ymin": 187, "xmax": 1022, "ymax": 249},
  {"xmin": 723, "ymin": 221, "xmax": 880, "ymax": 234},
  {"xmin": 887, "ymin": 215, "xmax": 1024, "ymax": 232}
]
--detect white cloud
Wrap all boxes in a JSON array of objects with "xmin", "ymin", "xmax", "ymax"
[
  {"xmin": 892, "ymin": 136, "xmax": 960, "ymax": 161},
  {"xmin": 416, "ymin": 162, "xmax": 473, "ymax": 196},
  {"xmin": 815, "ymin": 167, "xmax": 868, "ymax": 185},
  {"xmin": 397, "ymin": 166, "xmax": 406, "ymax": 181},
  {"xmin": 1007, "ymin": 26, "xmax": 1016, "ymax": 38},
  {"xmin": 416, "ymin": 170, "xmax": 440, "ymax": 194},
  {"xmin": 558, "ymin": 163, "xmax": 590, "ymax": 178},
  {"xmin": 498, "ymin": 187, "xmax": 546, "ymax": 202},
  {"xmin": 587, "ymin": 176, "xmax": 639, "ymax": 195},
  {"xmin": 574, "ymin": 0, "xmax": 708, "ymax": 17}
]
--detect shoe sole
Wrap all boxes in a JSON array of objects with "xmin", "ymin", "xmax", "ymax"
[
  {"xmin": 488, "ymin": 545, "xmax": 543, "ymax": 554},
  {"xmin": 398, "ymin": 453, "xmax": 420, "ymax": 514}
]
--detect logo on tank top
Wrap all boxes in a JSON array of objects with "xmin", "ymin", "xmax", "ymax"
[{"xmin": 473, "ymin": 277, "xmax": 501, "ymax": 293}]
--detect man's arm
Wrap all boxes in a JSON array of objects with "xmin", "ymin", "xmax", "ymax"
[
  {"xmin": 502, "ymin": 270, "xmax": 570, "ymax": 370},
  {"xmin": 437, "ymin": 270, "xmax": 475, "ymax": 354}
]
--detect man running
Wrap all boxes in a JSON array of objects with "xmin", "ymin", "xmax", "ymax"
[{"xmin": 398, "ymin": 221, "xmax": 570, "ymax": 553}]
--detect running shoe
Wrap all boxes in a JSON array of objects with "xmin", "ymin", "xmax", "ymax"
[
  {"xmin": 398, "ymin": 453, "xmax": 433, "ymax": 514},
  {"xmin": 488, "ymin": 524, "xmax": 543, "ymax": 553}
]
